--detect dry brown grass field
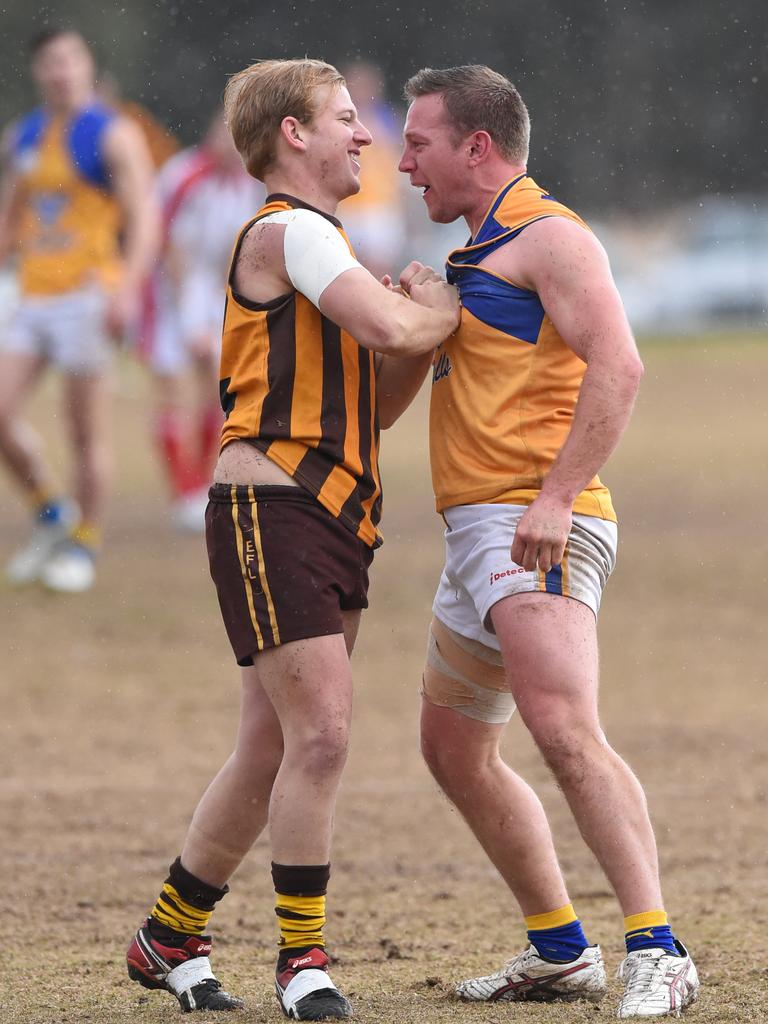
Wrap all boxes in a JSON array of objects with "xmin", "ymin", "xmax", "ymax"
[{"xmin": 2, "ymin": 337, "xmax": 767, "ymax": 1023}]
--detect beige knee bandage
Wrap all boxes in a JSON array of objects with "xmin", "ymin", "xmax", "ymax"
[{"xmin": 422, "ymin": 617, "xmax": 516, "ymax": 725}]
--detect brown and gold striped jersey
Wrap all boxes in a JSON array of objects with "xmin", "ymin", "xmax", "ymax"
[{"xmin": 219, "ymin": 195, "xmax": 382, "ymax": 548}]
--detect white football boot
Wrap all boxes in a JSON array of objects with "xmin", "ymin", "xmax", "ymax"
[
  {"xmin": 616, "ymin": 941, "xmax": 699, "ymax": 1018},
  {"xmin": 5, "ymin": 503, "xmax": 77, "ymax": 584},
  {"xmin": 456, "ymin": 943, "xmax": 607, "ymax": 1003},
  {"xmin": 41, "ymin": 541, "xmax": 96, "ymax": 593}
]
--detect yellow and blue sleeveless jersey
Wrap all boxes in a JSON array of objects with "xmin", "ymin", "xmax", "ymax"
[
  {"xmin": 10, "ymin": 103, "xmax": 121, "ymax": 295},
  {"xmin": 430, "ymin": 174, "xmax": 616, "ymax": 522}
]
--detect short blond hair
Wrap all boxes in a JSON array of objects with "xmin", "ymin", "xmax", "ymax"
[{"xmin": 224, "ymin": 58, "xmax": 345, "ymax": 180}]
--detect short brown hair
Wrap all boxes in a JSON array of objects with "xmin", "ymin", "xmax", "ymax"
[
  {"xmin": 224, "ymin": 58, "xmax": 344, "ymax": 180},
  {"xmin": 29, "ymin": 27, "xmax": 89, "ymax": 58},
  {"xmin": 404, "ymin": 65, "xmax": 530, "ymax": 164}
]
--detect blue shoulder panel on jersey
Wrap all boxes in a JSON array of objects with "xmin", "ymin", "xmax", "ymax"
[
  {"xmin": 68, "ymin": 104, "xmax": 117, "ymax": 189},
  {"xmin": 448, "ymin": 215, "xmax": 557, "ymax": 268},
  {"xmin": 476, "ymin": 174, "xmax": 527, "ymax": 242},
  {"xmin": 447, "ymin": 265, "xmax": 545, "ymax": 344},
  {"xmin": 13, "ymin": 108, "xmax": 48, "ymax": 154}
]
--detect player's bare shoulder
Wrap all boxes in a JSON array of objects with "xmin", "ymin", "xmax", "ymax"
[
  {"xmin": 233, "ymin": 217, "xmax": 289, "ymax": 301},
  {"xmin": 486, "ymin": 215, "xmax": 610, "ymax": 293},
  {"xmin": 102, "ymin": 113, "xmax": 150, "ymax": 163}
]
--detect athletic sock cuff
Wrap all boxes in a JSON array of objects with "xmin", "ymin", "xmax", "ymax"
[
  {"xmin": 624, "ymin": 910, "xmax": 668, "ymax": 933},
  {"xmin": 167, "ymin": 856, "xmax": 229, "ymax": 910},
  {"xmin": 525, "ymin": 903, "xmax": 578, "ymax": 931},
  {"xmin": 271, "ymin": 862, "xmax": 330, "ymax": 896}
]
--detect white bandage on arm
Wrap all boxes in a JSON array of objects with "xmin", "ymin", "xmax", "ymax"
[{"xmin": 260, "ymin": 208, "xmax": 363, "ymax": 308}]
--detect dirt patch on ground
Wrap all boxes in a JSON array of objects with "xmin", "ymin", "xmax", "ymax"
[{"xmin": 3, "ymin": 340, "xmax": 768, "ymax": 1023}]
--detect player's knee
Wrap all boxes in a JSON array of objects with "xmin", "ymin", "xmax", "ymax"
[
  {"xmin": 525, "ymin": 706, "xmax": 606, "ymax": 782},
  {"xmin": 289, "ymin": 721, "xmax": 350, "ymax": 780},
  {"xmin": 420, "ymin": 714, "xmax": 498, "ymax": 795},
  {"xmin": 72, "ymin": 425, "xmax": 102, "ymax": 458}
]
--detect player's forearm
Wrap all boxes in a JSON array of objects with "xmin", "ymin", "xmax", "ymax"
[
  {"xmin": 120, "ymin": 201, "xmax": 160, "ymax": 290},
  {"xmin": 539, "ymin": 351, "xmax": 644, "ymax": 506},
  {"xmin": 376, "ymin": 351, "xmax": 433, "ymax": 428},
  {"xmin": 358, "ymin": 297, "xmax": 454, "ymax": 357},
  {"xmin": 0, "ymin": 181, "xmax": 22, "ymax": 265},
  {"xmin": 388, "ymin": 302, "xmax": 455, "ymax": 356}
]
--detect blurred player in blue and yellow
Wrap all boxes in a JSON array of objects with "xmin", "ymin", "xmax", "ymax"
[{"xmin": 0, "ymin": 27, "xmax": 157, "ymax": 591}]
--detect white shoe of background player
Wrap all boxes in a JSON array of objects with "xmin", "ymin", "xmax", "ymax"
[
  {"xmin": 41, "ymin": 541, "xmax": 96, "ymax": 593},
  {"xmin": 6, "ymin": 501, "xmax": 77, "ymax": 584}
]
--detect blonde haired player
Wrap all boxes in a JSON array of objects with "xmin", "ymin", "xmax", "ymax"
[
  {"xmin": 126, "ymin": 58, "xmax": 458, "ymax": 1018},
  {"xmin": 399, "ymin": 65, "xmax": 699, "ymax": 1019}
]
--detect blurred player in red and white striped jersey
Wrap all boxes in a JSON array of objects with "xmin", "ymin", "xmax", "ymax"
[{"xmin": 139, "ymin": 111, "xmax": 263, "ymax": 529}]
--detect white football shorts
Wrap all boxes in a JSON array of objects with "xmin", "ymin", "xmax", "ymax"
[
  {"xmin": 143, "ymin": 268, "xmax": 224, "ymax": 376},
  {"xmin": 2, "ymin": 285, "xmax": 112, "ymax": 375},
  {"xmin": 433, "ymin": 503, "xmax": 618, "ymax": 651}
]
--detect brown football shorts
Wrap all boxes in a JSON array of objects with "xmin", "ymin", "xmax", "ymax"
[{"xmin": 206, "ymin": 483, "xmax": 375, "ymax": 666}]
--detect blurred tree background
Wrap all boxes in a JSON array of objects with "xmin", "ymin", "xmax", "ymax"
[{"xmin": 1, "ymin": 0, "xmax": 765, "ymax": 212}]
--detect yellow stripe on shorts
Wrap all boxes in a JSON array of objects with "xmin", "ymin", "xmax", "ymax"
[
  {"xmin": 231, "ymin": 485, "xmax": 263, "ymax": 650},
  {"xmin": 248, "ymin": 485, "xmax": 280, "ymax": 647}
]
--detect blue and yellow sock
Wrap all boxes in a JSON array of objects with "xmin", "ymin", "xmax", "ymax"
[
  {"xmin": 624, "ymin": 910, "xmax": 678, "ymax": 955},
  {"xmin": 526, "ymin": 903, "xmax": 589, "ymax": 962},
  {"xmin": 32, "ymin": 490, "xmax": 67, "ymax": 526}
]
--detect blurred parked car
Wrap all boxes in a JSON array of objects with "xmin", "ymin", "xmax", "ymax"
[{"xmin": 608, "ymin": 197, "xmax": 768, "ymax": 333}]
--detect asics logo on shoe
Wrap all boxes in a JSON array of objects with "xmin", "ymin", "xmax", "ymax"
[{"xmin": 291, "ymin": 956, "xmax": 315, "ymax": 968}]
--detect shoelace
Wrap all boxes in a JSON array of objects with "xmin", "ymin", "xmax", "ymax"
[
  {"xmin": 501, "ymin": 949, "xmax": 533, "ymax": 976},
  {"xmin": 616, "ymin": 953, "xmax": 665, "ymax": 991}
]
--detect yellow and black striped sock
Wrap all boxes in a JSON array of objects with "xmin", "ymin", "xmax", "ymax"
[
  {"xmin": 149, "ymin": 856, "xmax": 229, "ymax": 938},
  {"xmin": 272, "ymin": 862, "xmax": 330, "ymax": 966}
]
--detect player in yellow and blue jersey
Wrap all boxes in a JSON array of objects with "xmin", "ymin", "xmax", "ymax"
[
  {"xmin": 0, "ymin": 27, "xmax": 157, "ymax": 591},
  {"xmin": 398, "ymin": 66, "xmax": 700, "ymax": 1019}
]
